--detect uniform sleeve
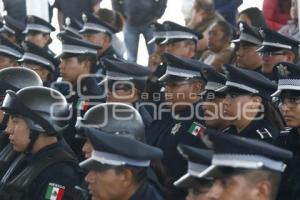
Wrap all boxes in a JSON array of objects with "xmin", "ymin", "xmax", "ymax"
[
  {"xmin": 30, "ymin": 163, "xmax": 82, "ymax": 200},
  {"xmin": 215, "ymin": 0, "xmax": 242, "ymax": 15}
]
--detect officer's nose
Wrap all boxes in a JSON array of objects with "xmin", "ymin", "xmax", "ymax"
[
  {"xmin": 5, "ymin": 117, "xmax": 14, "ymax": 135},
  {"xmin": 207, "ymin": 180, "xmax": 224, "ymax": 200}
]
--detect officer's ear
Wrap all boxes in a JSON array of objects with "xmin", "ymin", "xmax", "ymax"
[
  {"xmin": 285, "ymin": 51, "xmax": 296, "ymax": 63},
  {"xmin": 119, "ymin": 168, "xmax": 134, "ymax": 188},
  {"xmin": 256, "ymin": 180, "xmax": 272, "ymax": 200}
]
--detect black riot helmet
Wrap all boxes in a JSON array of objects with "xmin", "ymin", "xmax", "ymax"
[
  {"xmin": 76, "ymin": 102, "xmax": 146, "ymax": 142},
  {"xmin": 1, "ymin": 86, "xmax": 70, "ymax": 135},
  {"xmin": 0, "ymin": 67, "xmax": 43, "ymax": 97}
]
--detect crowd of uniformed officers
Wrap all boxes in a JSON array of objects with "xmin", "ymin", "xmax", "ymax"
[{"xmin": 0, "ymin": 2, "xmax": 300, "ymax": 200}]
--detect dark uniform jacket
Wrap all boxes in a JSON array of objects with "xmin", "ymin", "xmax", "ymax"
[
  {"xmin": 146, "ymin": 103, "xmax": 206, "ymax": 199},
  {"xmin": 276, "ymin": 128, "xmax": 300, "ymax": 200},
  {"xmin": 0, "ymin": 142, "xmax": 82, "ymax": 200}
]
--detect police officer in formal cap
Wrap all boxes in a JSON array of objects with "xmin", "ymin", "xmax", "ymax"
[
  {"xmin": 55, "ymin": 34, "xmax": 103, "ymax": 159},
  {"xmin": 101, "ymin": 58, "xmax": 153, "ymax": 127},
  {"xmin": 199, "ymin": 130, "xmax": 293, "ymax": 200},
  {"xmin": 23, "ymin": 15, "xmax": 56, "ymax": 56},
  {"xmin": 0, "ymin": 67, "xmax": 42, "ymax": 178},
  {"xmin": 271, "ymin": 62, "xmax": 300, "ymax": 199},
  {"xmin": 173, "ymin": 144, "xmax": 221, "ymax": 200},
  {"xmin": 220, "ymin": 64, "xmax": 284, "ymax": 142},
  {"xmin": 57, "ymin": 17, "xmax": 83, "ymax": 39},
  {"xmin": 0, "ymin": 15, "xmax": 25, "ymax": 46},
  {"xmin": 0, "ymin": 86, "xmax": 82, "ymax": 200},
  {"xmin": 257, "ymin": 27, "xmax": 300, "ymax": 82},
  {"xmin": 77, "ymin": 102, "xmax": 164, "ymax": 200},
  {"xmin": 147, "ymin": 21, "xmax": 202, "ymax": 105},
  {"xmin": 19, "ymin": 41, "xmax": 58, "ymax": 86},
  {"xmin": 233, "ymin": 21, "xmax": 263, "ymax": 71},
  {"xmin": 201, "ymin": 68, "xmax": 231, "ymax": 130},
  {"xmin": 80, "ymin": 13, "xmax": 119, "ymax": 59},
  {"xmin": 146, "ymin": 53, "xmax": 208, "ymax": 199},
  {"xmin": 0, "ymin": 35, "xmax": 23, "ymax": 69}
]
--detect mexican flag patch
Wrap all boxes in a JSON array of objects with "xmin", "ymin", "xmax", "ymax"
[
  {"xmin": 76, "ymin": 100, "xmax": 89, "ymax": 112},
  {"xmin": 45, "ymin": 183, "xmax": 65, "ymax": 200},
  {"xmin": 188, "ymin": 122, "xmax": 205, "ymax": 137}
]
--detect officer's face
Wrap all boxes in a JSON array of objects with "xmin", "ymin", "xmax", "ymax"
[
  {"xmin": 59, "ymin": 57, "xmax": 88, "ymax": 84},
  {"xmin": 202, "ymin": 92, "xmax": 228, "ymax": 129},
  {"xmin": 260, "ymin": 52, "xmax": 291, "ymax": 73},
  {"xmin": 0, "ymin": 55, "xmax": 17, "ymax": 69},
  {"xmin": 223, "ymin": 93, "xmax": 261, "ymax": 124},
  {"xmin": 85, "ymin": 168, "xmax": 127, "ymax": 200},
  {"xmin": 217, "ymin": 175, "xmax": 259, "ymax": 200},
  {"xmin": 24, "ymin": 63, "xmax": 50, "ymax": 82},
  {"xmin": 6, "ymin": 115, "xmax": 31, "ymax": 152},
  {"xmin": 208, "ymin": 24, "xmax": 229, "ymax": 52},
  {"xmin": 279, "ymin": 96, "xmax": 300, "ymax": 127},
  {"xmin": 25, "ymin": 32, "xmax": 49, "ymax": 48},
  {"xmin": 186, "ymin": 180, "xmax": 223, "ymax": 200},
  {"xmin": 236, "ymin": 43, "xmax": 262, "ymax": 70},
  {"xmin": 165, "ymin": 80, "xmax": 202, "ymax": 108},
  {"xmin": 82, "ymin": 138, "xmax": 93, "ymax": 158},
  {"xmin": 165, "ymin": 41, "xmax": 195, "ymax": 58},
  {"xmin": 237, "ymin": 14, "xmax": 252, "ymax": 27}
]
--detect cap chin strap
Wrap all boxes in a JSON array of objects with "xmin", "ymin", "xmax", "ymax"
[{"xmin": 26, "ymin": 129, "xmax": 39, "ymax": 153}]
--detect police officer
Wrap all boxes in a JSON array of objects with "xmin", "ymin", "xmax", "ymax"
[
  {"xmin": 19, "ymin": 41, "xmax": 59, "ymax": 86},
  {"xmin": 0, "ymin": 35, "xmax": 23, "ymax": 69},
  {"xmin": 0, "ymin": 15, "xmax": 25, "ymax": 46},
  {"xmin": 0, "ymin": 86, "xmax": 82, "ymax": 200},
  {"xmin": 146, "ymin": 53, "xmax": 208, "ymax": 199},
  {"xmin": 173, "ymin": 144, "xmax": 220, "ymax": 200},
  {"xmin": 220, "ymin": 64, "xmax": 284, "ymax": 143},
  {"xmin": 80, "ymin": 13, "xmax": 119, "ymax": 60},
  {"xmin": 199, "ymin": 129, "xmax": 293, "ymax": 200},
  {"xmin": 101, "ymin": 58, "xmax": 153, "ymax": 127},
  {"xmin": 23, "ymin": 15, "xmax": 56, "ymax": 56},
  {"xmin": 271, "ymin": 62, "xmax": 300, "ymax": 199},
  {"xmin": 257, "ymin": 27, "xmax": 300, "ymax": 82},
  {"xmin": 79, "ymin": 120, "xmax": 164, "ymax": 200},
  {"xmin": 0, "ymin": 67, "xmax": 42, "ymax": 178},
  {"xmin": 233, "ymin": 21, "xmax": 263, "ymax": 71},
  {"xmin": 147, "ymin": 21, "xmax": 202, "ymax": 105},
  {"xmin": 201, "ymin": 67, "xmax": 231, "ymax": 130},
  {"xmin": 55, "ymin": 34, "xmax": 103, "ymax": 159},
  {"xmin": 76, "ymin": 102, "xmax": 165, "ymax": 199}
]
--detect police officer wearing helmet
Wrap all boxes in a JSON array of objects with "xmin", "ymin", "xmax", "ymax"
[
  {"xmin": 220, "ymin": 64, "xmax": 284, "ymax": 143},
  {"xmin": 76, "ymin": 103, "xmax": 165, "ymax": 198},
  {"xmin": 272, "ymin": 62, "xmax": 300, "ymax": 199},
  {"xmin": 0, "ymin": 67, "xmax": 42, "ymax": 178},
  {"xmin": 0, "ymin": 35, "xmax": 23, "ymax": 70},
  {"xmin": 78, "ymin": 107, "xmax": 164, "ymax": 200},
  {"xmin": 100, "ymin": 58, "xmax": 153, "ymax": 127},
  {"xmin": 0, "ymin": 86, "xmax": 81, "ymax": 200}
]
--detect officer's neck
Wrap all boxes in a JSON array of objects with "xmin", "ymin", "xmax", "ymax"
[
  {"xmin": 31, "ymin": 135, "xmax": 58, "ymax": 154},
  {"xmin": 235, "ymin": 111, "xmax": 259, "ymax": 133}
]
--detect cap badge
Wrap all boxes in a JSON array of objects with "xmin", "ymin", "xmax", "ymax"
[{"xmin": 277, "ymin": 64, "xmax": 290, "ymax": 78}]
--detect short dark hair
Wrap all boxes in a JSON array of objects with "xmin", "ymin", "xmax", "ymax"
[
  {"xmin": 239, "ymin": 7, "xmax": 268, "ymax": 28},
  {"xmin": 214, "ymin": 20, "xmax": 233, "ymax": 40},
  {"xmin": 77, "ymin": 54, "xmax": 97, "ymax": 73}
]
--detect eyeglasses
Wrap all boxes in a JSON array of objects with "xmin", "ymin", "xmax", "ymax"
[{"xmin": 258, "ymin": 51, "xmax": 288, "ymax": 57}]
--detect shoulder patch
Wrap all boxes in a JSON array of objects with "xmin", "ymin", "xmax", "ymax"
[
  {"xmin": 45, "ymin": 183, "xmax": 65, "ymax": 200},
  {"xmin": 256, "ymin": 128, "xmax": 272, "ymax": 139},
  {"xmin": 171, "ymin": 123, "xmax": 182, "ymax": 135}
]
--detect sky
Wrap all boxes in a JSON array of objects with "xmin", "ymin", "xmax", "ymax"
[{"xmin": 49, "ymin": 0, "xmax": 264, "ymax": 65}]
